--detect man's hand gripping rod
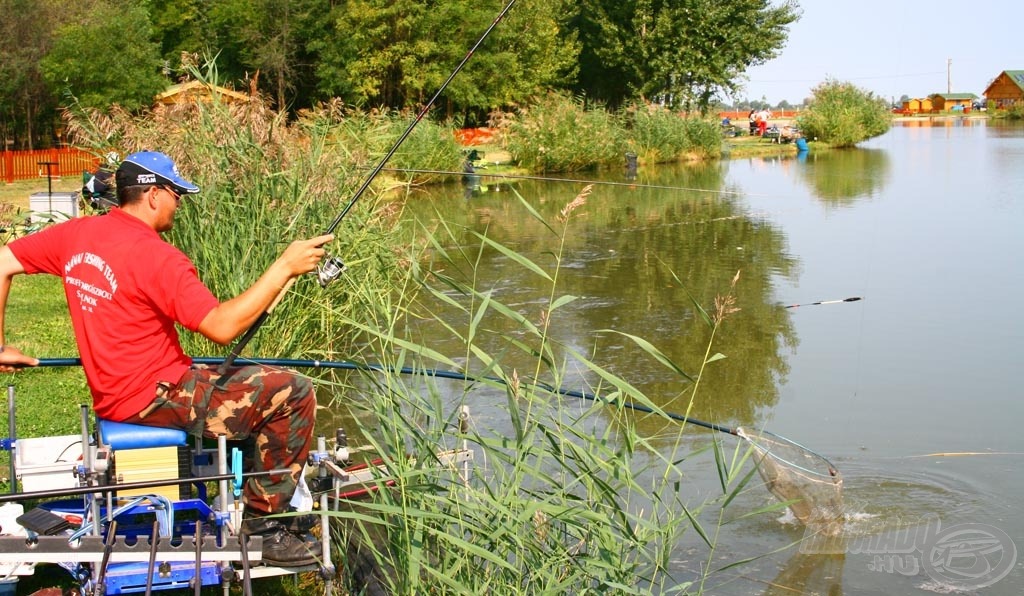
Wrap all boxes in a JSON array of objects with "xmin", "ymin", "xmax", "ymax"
[{"xmin": 217, "ymin": 0, "xmax": 518, "ymax": 375}]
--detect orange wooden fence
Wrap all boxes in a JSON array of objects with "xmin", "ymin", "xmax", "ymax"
[
  {"xmin": 717, "ymin": 110, "xmax": 800, "ymax": 121},
  {"xmin": 2, "ymin": 148, "xmax": 98, "ymax": 184}
]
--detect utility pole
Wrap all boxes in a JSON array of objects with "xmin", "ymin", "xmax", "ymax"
[{"xmin": 947, "ymin": 58, "xmax": 952, "ymax": 93}]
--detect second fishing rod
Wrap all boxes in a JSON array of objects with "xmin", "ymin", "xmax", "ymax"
[{"xmin": 218, "ymin": 0, "xmax": 518, "ymax": 373}]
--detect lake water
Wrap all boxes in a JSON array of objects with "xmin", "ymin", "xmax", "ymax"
[{"xmin": 397, "ymin": 119, "xmax": 1024, "ymax": 595}]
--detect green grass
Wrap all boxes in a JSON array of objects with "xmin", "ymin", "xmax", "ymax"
[
  {"xmin": 723, "ymin": 133, "xmax": 823, "ymax": 158},
  {"xmin": 2, "ymin": 275, "xmax": 85, "ymax": 434},
  {"xmin": 1, "ymin": 178, "xmax": 82, "ymax": 210},
  {"xmin": 1, "ymin": 274, "xmax": 85, "ymax": 495}
]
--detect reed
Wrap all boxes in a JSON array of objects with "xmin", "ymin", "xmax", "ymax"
[
  {"xmin": 320, "ymin": 186, "xmax": 765, "ymax": 594},
  {"xmin": 503, "ymin": 95, "xmax": 722, "ymax": 174},
  {"xmin": 623, "ymin": 103, "xmax": 722, "ymax": 163}
]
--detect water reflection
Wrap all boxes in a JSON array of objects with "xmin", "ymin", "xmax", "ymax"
[
  {"xmin": 763, "ymin": 552, "xmax": 845, "ymax": 596},
  {"xmin": 894, "ymin": 117, "xmax": 982, "ymax": 128},
  {"xmin": 793, "ymin": 148, "xmax": 891, "ymax": 205},
  {"xmin": 402, "ymin": 163, "xmax": 799, "ymax": 438}
]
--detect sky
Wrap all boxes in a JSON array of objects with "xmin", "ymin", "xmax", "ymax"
[{"xmin": 739, "ymin": 1, "xmax": 1023, "ymax": 105}]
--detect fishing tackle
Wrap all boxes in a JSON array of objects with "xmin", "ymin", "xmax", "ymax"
[
  {"xmin": 218, "ymin": 0, "xmax": 519, "ymax": 372},
  {"xmin": 784, "ymin": 296, "xmax": 862, "ymax": 309}
]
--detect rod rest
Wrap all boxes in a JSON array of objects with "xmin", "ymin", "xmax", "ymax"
[{"xmin": 97, "ymin": 419, "xmax": 188, "ymax": 450}]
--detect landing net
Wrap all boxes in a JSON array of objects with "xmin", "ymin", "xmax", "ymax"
[{"xmin": 736, "ymin": 427, "xmax": 844, "ymax": 535}]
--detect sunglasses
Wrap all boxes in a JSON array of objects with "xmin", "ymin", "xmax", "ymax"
[{"xmin": 160, "ymin": 186, "xmax": 181, "ymax": 203}]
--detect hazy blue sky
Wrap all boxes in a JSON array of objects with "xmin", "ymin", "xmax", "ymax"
[{"xmin": 739, "ymin": 1, "xmax": 1020, "ymax": 105}]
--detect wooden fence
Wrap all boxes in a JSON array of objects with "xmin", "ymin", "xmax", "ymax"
[
  {"xmin": 717, "ymin": 110, "xmax": 800, "ymax": 121},
  {"xmin": 2, "ymin": 148, "xmax": 98, "ymax": 184}
]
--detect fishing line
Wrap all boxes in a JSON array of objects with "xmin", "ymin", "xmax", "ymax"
[
  {"xmin": 217, "ymin": 0, "xmax": 519, "ymax": 372},
  {"xmin": 37, "ymin": 356, "xmax": 821, "ymax": 455},
  {"xmin": 380, "ymin": 166, "xmax": 806, "ymax": 200},
  {"xmin": 381, "ymin": 167, "xmax": 754, "ymax": 195}
]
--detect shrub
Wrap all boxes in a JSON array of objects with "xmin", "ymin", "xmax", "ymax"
[
  {"xmin": 998, "ymin": 102, "xmax": 1024, "ymax": 120},
  {"xmin": 796, "ymin": 79, "xmax": 892, "ymax": 148},
  {"xmin": 505, "ymin": 92, "xmax": 623, "ymax": 173},
  {"xmin": 623, "ymin": 103, "xmax": 722, "ymax": 163}
]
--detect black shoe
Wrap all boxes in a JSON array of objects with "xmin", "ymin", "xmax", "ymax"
[
  {"xmin": 242, "ymin": 516, "xmax": 322, "ymax": 567},
  {"xmin": 259, "ymin": 525, "xmax": 323, "ymax": 567}
]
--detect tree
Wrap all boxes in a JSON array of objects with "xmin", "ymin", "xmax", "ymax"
[
  {"xmin": 39, "ymin": 0, "xmax": 167, "ymax": 111},
  {"xmin": 210, "ymin": 0, "xmax": 325, "ymax": 110},
  {"xmin": 568, "ymin": 0, "xmax": 800, "ymax": 112},
  {"xmin": 0, "ymin": 0, "xmax": 60, "ymax": 149},
  {"xmin": 310, "ymin": 0, "xmax": 577, "ymax": 117}
]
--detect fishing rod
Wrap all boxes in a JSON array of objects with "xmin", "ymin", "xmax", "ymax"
[
  {"xmin": 381, "ymin": 167, "xmax": 748, "ymax": 195},
  {"xmin": 36, "ymin": 357, "xmax": 732, "ymax": 435},
  {"xmin": 784, "ymin": 296, "xmax": 862, "ymax": 309},
  {"xmin": 217, "ymin": 0, "xmax": 519, "ymax": 374}
]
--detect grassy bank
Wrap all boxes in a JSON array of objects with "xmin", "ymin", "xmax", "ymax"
[
  {"xmin": 1, "ymin": 178, "xmax": 83, "ymax": 209},
  {"xmin": 722, "ymin": 132, "xmax": 816, "ymax": 158}
]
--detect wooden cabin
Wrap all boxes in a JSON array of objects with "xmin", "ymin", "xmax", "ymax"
[
  {"xmin": 930, "ymin": 93, "xmax": 978, "ymax": 112},
  {"xmin": 901, "ymin": 97, "xmax": 933, "ymax": 114},
  {"xmin": 983, "ymin": 71, "xmax": 1024, "ymax": 109},
  {"xmin": 154, "ymin": 81, "xmax": 250, "ymax": 106}
]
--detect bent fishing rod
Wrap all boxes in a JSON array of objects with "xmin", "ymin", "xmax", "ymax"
[{"xmin": 218, "ymin": 0, "xmax": 518, "ymax": 374}]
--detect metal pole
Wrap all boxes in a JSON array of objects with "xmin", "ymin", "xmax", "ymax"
[
  {"xmin": 37, "ymin": 161, "xmax": 58, "ymax": 215},
  {"xmin": 7, "ymin": 386, "xmax": 15, "ymax": 495},
  {"xmin": 0, "ymin": 467, "xmax": 293, "ymax": 503}
]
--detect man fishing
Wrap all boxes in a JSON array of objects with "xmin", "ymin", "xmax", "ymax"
[{"xmin": 0, "ymin": 151, "xmax": 333, "ymax": 567}]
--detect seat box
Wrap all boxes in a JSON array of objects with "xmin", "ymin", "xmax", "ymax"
[{"xmin": 29, "ymin": 191, "xmax": 80, "ymax": 223}]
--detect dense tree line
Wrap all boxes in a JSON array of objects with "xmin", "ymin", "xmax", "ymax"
[{"xmin": 0, "ymin": 0, "xmax": 799, "ymax": 149}]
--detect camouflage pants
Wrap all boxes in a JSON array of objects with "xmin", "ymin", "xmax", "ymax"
[{"xmin": 122, "ymin": 363, "xmax": 316, "ymax": 515}]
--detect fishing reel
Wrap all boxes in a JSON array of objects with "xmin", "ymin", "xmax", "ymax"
[{"xmin": 317, "ymin": 255, "xmax": 347, "ymax": 287}]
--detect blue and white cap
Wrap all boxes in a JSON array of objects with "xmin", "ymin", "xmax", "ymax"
[{"xmin": 115, "ymin": 151, "xmax": 200, "ymax": 195}]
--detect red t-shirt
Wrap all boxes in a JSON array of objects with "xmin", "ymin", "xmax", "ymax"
[{"xmin": 9, "ymin": 209, "xmax": 219, "ymax": 420}]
